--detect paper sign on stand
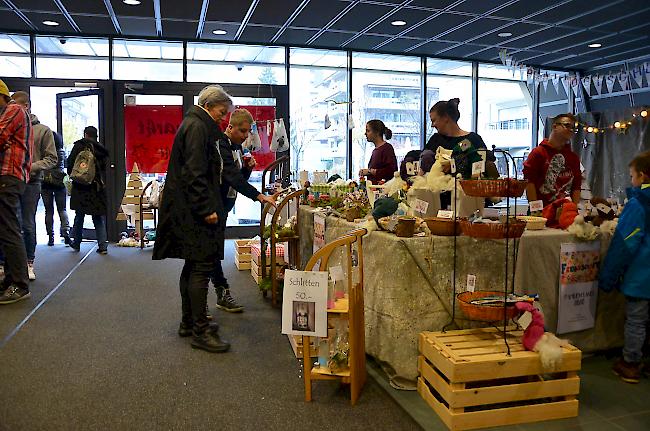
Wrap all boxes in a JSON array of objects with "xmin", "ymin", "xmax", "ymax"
[
  {"xmin": 281, "ymin": 270, "xmax": 328, "ymax": 337},
  {"xmin": 414, "ymin": 198, "xmax": 429, "ymax": 216},
  {"xmin": 529, "ymin": 200, "xmax": 544, "ymax": 213},
  {"xmin": 557, "ymin": 241, "xmax": 600, "ymax": 334},
  {"xmin": 437, "ymin": 210, "xmax": 454, "ymax": 219}
]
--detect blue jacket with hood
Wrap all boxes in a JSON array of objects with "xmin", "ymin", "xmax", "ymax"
[{"xmin": 599, "ymin": 184, "xmax": 650, "ymax": 299}]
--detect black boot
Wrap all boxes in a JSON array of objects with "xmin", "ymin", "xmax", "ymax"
[
  {"xmin": 191, "ymin": 329, "xmax": 230, "ymax": 353},
  {"xmin": 47, "ymin": 234, "xmax": 54, "ymax": 246},
  {"xmin": 63, "ymin": 234, "xmax": 71, "ymax": 246},
  {"xmin": 178, "ymin": 321, "xmax": 219, "ymax": 337}
]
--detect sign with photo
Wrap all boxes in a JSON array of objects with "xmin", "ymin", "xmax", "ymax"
[
  {"xmin": 281, "ymin": 270, "xmax": 328, "ymax": 337},
  {"xmin": 557, "ymin": 241, "xmax": 600, "ymax": 334}
]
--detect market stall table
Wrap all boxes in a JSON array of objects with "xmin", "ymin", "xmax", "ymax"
[{"xmin": 298, "ymin": 206, "xmax": 623, "ymax": 388}]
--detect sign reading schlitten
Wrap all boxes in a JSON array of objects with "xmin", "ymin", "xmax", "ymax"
[{"xmin": 281, "ymin": 270, "xmax": 328, "ymax": 338}]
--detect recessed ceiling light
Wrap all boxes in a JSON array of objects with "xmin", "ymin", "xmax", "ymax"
[
  {"xmin": 391, "ymin": 20, "xmax": 407, "ymax": 26},
  {"xmin": 498, "ymin": 32, "xmax": 512, "ymax": 37},
  {"xmin": 123, "ymin": 0, "xmax": 142, "ymax": 5},
  {"xmin": 212, "ymin": 29, "xmax": 227, "ymax": 35},
  {"xmin": 588, "ymin": 43, "xmax": 602, "ymax": 48},
  {"xmin": 42, "ymin": 20, "xmax": 60, "ymax": 26}
]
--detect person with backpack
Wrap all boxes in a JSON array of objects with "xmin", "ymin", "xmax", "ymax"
[
  {"xmin": 41, "ymin": 131, "xmax": 71, "ymax": 246},
  {"xmin": 66, "ymin": 126, "xmax": 109, "ymax": 254}
]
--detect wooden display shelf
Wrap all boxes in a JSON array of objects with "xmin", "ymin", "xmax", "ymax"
[
  {"xmin": 311, "ymin": 365, "xmax": 351, "ymax": 379},
  {"xmin": 327, "ymin": 298, "xmax": 349, "ymax": 314},
  {"xmin": 287, "ymin": 334, "xmax": 317, "ymax": 358},
  {"xmin": 417, "ymin": 328, "xmax": 581, "ymax": 431}
]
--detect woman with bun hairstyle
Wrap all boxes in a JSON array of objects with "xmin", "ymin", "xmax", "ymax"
[
  {"xmin": 425, "ymin": 98, "xmax": 496, "ymax": 174},
  {"xmin": 359, "ymin": 119, "xmax": 398, "ymax": 183}
]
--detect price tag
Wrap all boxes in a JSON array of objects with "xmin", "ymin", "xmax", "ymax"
[
  {"xmin": 414, "ymin": 198, "xmax": 429, "ymax": 215},
  {"xmin": 437, "ymin": 210, "xmax": 454, "ymax": 219},
  {"xmin": 529, "ymin": 200, "xmax": 543, "ymax": 212},
  {"xmin": 450, "ymin": 158, "xmax": 456, "ymax": 174},
  {"xmin": 466, "ymin": 274, "xmax": 476, "ymax": 292},
  {"xmin": 518, "ymin": 311, "xmax": 532, "ymax": 330},
  {"xmin": 329, "ymin": 265, "xmax": 344, "ymax": 282},
  {"xmin": 471, "ymin": 161, "xmax": 483, "ymax": 177}
]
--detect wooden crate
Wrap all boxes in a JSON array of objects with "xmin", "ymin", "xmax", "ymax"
[
  {"xmin": 235, "ymin": 239, "xmax": 252, "ymax": 254},
  {"xmin": 418, "ymin": 328, "xmax": 581, "ymax": 431},
  {"xmin": 235, "ymin": 255, "xmax": 251, "ymax": 270}
]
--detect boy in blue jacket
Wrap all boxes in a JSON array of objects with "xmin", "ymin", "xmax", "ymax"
[{"xmin": 599, "ymin": 151, "xmax": 650, "ymax": 383}]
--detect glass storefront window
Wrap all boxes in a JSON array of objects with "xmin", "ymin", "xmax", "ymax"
[
  {"xmin": 0, "ymin": 34, "xmax": 30, "ymax": 77},
  {"xmin": 113, "ymin": 39, "xmax": 183, "ymax": 81},
  {"xmin": 187, "ymin": 42, "xmax": 286, "ymax": 84},
  {"xmin": 352, "ymin": 53, "xmax": 421, "ymax": 179},
  {"xmin": 478, "ymin": 64, "xmax": 533, "ymax": 161},
  {"xmin": 290, "ymin": 48, "xmax": 348, "ymax": 179},
  {"xmin": 426, "ymin": 59, "xmax": 473, "ymax": 140},
  {"xmin": 36, "ymin": 36, "xmax": 109, "ymax": 79}
]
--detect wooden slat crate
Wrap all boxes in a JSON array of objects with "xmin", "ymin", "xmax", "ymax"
[
  {"xmin": 234, "ymin": 240, "xmax": 252, "ymax": 271},
  {"xmin": 235, "ymin": 255, "xmax": 251, "ymax": 270},
  {"xmin": 418, "ymin": 328, "xmax": 581, "ymax": 431}
]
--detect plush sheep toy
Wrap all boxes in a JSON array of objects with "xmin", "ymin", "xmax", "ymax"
[{"xmin": 515, "ymin": 302, "xmax": 570, "ymax": 371}]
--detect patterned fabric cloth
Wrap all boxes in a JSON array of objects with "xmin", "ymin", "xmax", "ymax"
[
  {"xmin": 0, "ymin": 103, "xmax": 33, "ymax": 182},
  {"xmin": 250, "ymin": 243, "xmax": 285, "ymax": 264}
]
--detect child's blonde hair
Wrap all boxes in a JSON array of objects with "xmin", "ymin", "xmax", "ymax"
[{"xmin": 229, "ymin": 108, "xmax": 254, "ymax": 127}]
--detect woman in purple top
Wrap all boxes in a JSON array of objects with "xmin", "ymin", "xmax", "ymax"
[{"xmin": 358, "ymin": 119, "xmax": 398, "ymax": 183}]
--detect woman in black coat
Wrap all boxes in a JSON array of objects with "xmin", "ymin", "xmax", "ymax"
[
  {"xmin": 66, "ymin": 126, "xmax": 109, "ymax": 253},
  {"xmin": 152, "ymin": 84, "xmax": 232, "ymax": 353}
]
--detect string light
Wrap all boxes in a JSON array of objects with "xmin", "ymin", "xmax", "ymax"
[{"xmin": 576, "ymin": 107, "xmax": 648, "ymax": 134}]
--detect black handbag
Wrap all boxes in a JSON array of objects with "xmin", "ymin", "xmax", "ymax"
[{"xmin": 43, "ymin": 169, "xmax": 66, "ymax": 187}]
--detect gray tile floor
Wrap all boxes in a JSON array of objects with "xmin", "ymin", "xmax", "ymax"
[{"xmin": 370, "ymin": 353, "xmax": 650, "ymax": 431}]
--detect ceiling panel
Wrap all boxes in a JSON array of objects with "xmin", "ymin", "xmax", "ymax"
[
  {"xmin": 74, "ymin": 14, "xmax": 118, "ymax": 35},
  {"xmin": 474, "ymin": 21, "xmax": 547, "ymax": 47},
  {"xmin": 310, "ymin": 30, "xmax": 354, "ymax": 47},
  {"xmin": 0, "ymin": 9, "xmax": 33, "ymax": 31},
  {"xmin": 24, "ymin": 11, "xmax": 76, "ymax": 33},
  {"xmin": 250, "ymin": 0, "xmax": 302, "ymax": 26},
  {"xmin": 440, "ymin": 44, "xmax": 490, "ymax": 58},
  {"xmin": 492, "ymin": 0, "xmax": 567, "ymax": 20},
  {"xmin": 119, "ymin": 17, "xmax": 157, "ymax": 37},
  {"xmin": 111, "ymin": 0, "xmax": 153, "ymax": 18},
  {"xmin": 533, "ymin": 0, "xmax": 613, "ymax": 24},
  {"xmin": 199, "ymin": 22, "xmax": 241, "ymax": 40},
  {"xmin": 161, "ymin": 1, "xmax": 202, "ymax": 21},
  {"xmin": 292, "ymin": 0, "xmax": 349, "ymax": 28},
  {"xmin": 205, "ymin": 1, "xmax": 250, "ymax": 22},
  {"xmin": 405, "ymin": 13, "xmax": 467, "ymax": 39},
  {"xmin": 499, "ymin": 26, "xmax": 575, "ymax": 50},
  {"xmin": 441, "ymin": 18, "xmax": 504, "ymax": 43},
  {"xmin": 330, "ymin": 3, "xmax": 394, "ymax": 32},
  {"xmin": 345, "ymin": 35, "xmax": 391, "ymax": 51},
  {"xmin": 368, "ymin": 7, "xmax": 436, "ymax": 36},
  {"xmin": 239, "ymin": 26, "xmax": 278, "ymax": 43},
  {"xmin": 408, "ymin": 0, "xmax": 460, "ymax": 8},
  {"xmin": 594, "ymin": 10, "xmax": 650, "ymax": 33},
  {"xmin": 451, "ymin": 0, "xmax": 512, "ymax": 15},
  {"xmin": 162, "ymin": 20, "xmax": 198, "ymax": 39},
  {"xmin": 408, "ymin": 40, "xmax": 460, "ymax": 56},
  {"xmin": 275, "ymin": 28, "xmax": 318, "ymax": 45},
  {"xmin": 12, "ymin": 0, "xmax": 58, "ymax": 12},
  {"xmin": 61, "ymin": 0, "xmax": 108, "ymax": 15},
  {"xmin": 378, "ymin": 37, "xmax": 436, "ymax": 52}
]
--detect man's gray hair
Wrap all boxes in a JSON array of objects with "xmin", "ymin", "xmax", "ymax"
[{"xmin": 197, "ymin": 85, "xmax": 233, "ymax": 110}]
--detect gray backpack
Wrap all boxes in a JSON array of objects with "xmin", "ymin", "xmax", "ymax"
[{"xmin": 70, "ymin": 146, "xmax": 96, "ymax": 185}]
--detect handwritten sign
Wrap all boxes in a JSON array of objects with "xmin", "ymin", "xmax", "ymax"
[
  {"xmin": 437, "ymin": 210, "xmax": 454, "ymax": 219},
  {"xmin": 529, "ymin": 200, "xmax": 544, "ymax": 212},
  {"xmin": 414, "ymin": 198, "xmax": 429, "ymax": 215},
  {"xmin": 281, "ymin": 270, "xmax": 328, "ymax": 337}
]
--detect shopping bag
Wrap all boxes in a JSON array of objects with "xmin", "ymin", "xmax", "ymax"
[
  {"xmin": 243, "ymin": 123, "xmax": 262, "ymax": 152},
  {"xmin": 270, "ymin": 119, "xmax": 289, "ymax": 152}
]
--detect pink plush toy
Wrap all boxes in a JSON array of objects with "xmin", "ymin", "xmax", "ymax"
[{"xmin": 515, "ymin": 301, "xmax": 570, "ymax": 371}]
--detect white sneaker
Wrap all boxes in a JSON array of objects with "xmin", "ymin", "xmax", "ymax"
[{"xmin": 28, "ymin": 263, "xmax": 36, "ymax": 281}]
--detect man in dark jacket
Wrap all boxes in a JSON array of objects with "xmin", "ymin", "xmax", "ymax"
[
  {"xmin": 67, "ymin": 126, "xmax": 109, "ymax": 254},
  {"xmin": 153, "ymin": 85, "xmax": 232, "ymax": 353},
  {"xmin": 212, "ymin": 109, "xmax": 276, "ymax": 312},
  {"xmin": 41, "ymin": 131, "xmax": 71, "ymax": 246}
]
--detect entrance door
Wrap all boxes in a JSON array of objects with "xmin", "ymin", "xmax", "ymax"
[{"xmin": 56, "ymin": 89, "xmax": 104, "ymax": 238}]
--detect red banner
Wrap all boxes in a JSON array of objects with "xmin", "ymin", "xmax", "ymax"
[
  {"xmin": 124, "ymin": 105, "xmax": 183, "ymax": 173},
  {"xmin": 221, "ymin": 105, "xmax": 276, "ymax": 171}
]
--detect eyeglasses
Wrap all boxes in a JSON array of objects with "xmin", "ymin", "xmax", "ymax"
[{"xmin": 556, "ymin": 122, "xmax": 576, "ymax": 131}]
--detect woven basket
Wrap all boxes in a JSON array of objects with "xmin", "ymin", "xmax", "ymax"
[
  {"xmin": 459, "ymin": 179, "xmax": 528, "ymax": 198},
  {"xmin": 460, "ymin": 219, "xmax": 526, "ymax": 239},
  {"xmin": 517, "ymin": 216, "xmax": 547, "ymax": 230},
  {"xmin": 424, "ymin": 217, "xmax": 460, "ymax": 236},
  {"xmin": 457, "ymin": 290, "xmax": 519, "ymax": 322}
]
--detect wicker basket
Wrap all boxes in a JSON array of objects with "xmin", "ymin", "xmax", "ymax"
[
  {"xmin": 457, "ymin": 290, "xmax": 519, "ymax": 322},
  {"xmin": 517, "ymin": 216, "xmax": 547, "ymax": 230},
  {"xmin": 460, "ymin": 219, "xmax": 526, "ymax": 239},
  {"xmin": 459, "ymin": 179, "xmax": 528, "ymax": 198},
  {"xmin": 424, "ymin": 217, "xmax": 460, "ymax": 236}
]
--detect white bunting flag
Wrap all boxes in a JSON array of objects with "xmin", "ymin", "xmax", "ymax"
[
  {"xmin": 618, "ymin": 71, "xmax": 629, "ymax": 91},
  {"xmin": 605, "ymin": 73, "xmax": 616, "ymax": 93},
  {"xmin": 571, "ymin": 75, "xmax": 581, "ymax": 97},
  {"xmin": 542, "ymin": 74, "xmax": 549, "ymax": 92},
  {"xmin": 581, "ymin": 75, "xmax": 592, "ymax": 96},
  {"xmin": 561, "ymin": 76, "xmax": 570, "ymax": 96},
  {"xmin": 593, "ymin": 74, "xmax": 604, "ymax": 95},
  {"xmin": 631, "ymin": 66, "xmax": 644, "ymax": 88},
  {"xmin": 644, "ymin": 62, "xmax": 650, "ymax": 88},
  {"xmin": 552, "ymin": 74, "xmax": 561, "ymax": 93}
]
